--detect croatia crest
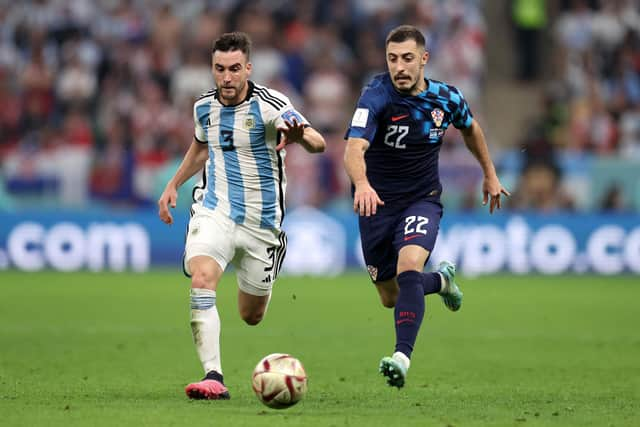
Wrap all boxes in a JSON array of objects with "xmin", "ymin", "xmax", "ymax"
[
  {"xmin": 431, "ymin": 108, "xmax": 444, "ymax": 127},
  {"xmin": 367, "ymin": 265, "xmax": 378, "ymax": 281}
]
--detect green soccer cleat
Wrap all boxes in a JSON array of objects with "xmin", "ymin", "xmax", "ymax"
[
  {"xmin": 379, "ymin": 354, "xmax": 408, "ymax": 389},
  {"xmin": 438, "ymin": 261, "xmax": 463, "ymax": 311}
]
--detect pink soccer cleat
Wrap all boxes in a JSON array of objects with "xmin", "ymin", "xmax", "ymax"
[{"xmin": 185, "ymin": 379, "xmax": 230, "ymax": 400}]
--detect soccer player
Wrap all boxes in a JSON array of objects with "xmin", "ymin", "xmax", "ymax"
[
  {"xmin": 158, "ymin": 32, "xmax": 325, "ymax": 400},
  {"xmin": 344, "ymin": 25, "xmax": 509, "ymax": 388}
]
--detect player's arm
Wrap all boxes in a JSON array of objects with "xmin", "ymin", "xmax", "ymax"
[
  {"xmin": 158, "ymin": 138, "xmax": 209, "ymax": 225},
  {"xmin": 276, "ymin": 118, "xmax": 326, "ymax": 153},
  {"xmin": 460, "ymin": 119, "xmax": 510, "ymax": 213},
  {"xmin": 344, "ymin": 137, "xmax": 384, "ymax": 216}
]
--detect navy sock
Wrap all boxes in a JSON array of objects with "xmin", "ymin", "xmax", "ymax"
[
  {"xmin": 420, "ymin": 272, "xmax": 442, "ymax": 295},
  {"xmin": 394, "ymin": 271, "xmax": 426, "ymax": 358}
]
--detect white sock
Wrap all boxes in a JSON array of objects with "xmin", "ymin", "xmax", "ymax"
[
  {"xmin": 392, "ymin": 351, "xmax": 411, "ymax": 371},
  {"xmin": 438, "ymin": 272, "xmax": 448, "ymax": 293},
  {"xmin": 190, "ymin": 288, "xmax": 222, "ymax": 375}
]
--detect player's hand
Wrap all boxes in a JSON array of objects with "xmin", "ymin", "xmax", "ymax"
[
  {"xmin": 353, "ymin": 182, "xmax": 384, "ymax": 216},
  {"xmin": 158, "ymin": 186, "xmax": 178, "ymax": 225},
  {"xmin": 482, "ymin": 176, "xmax": 510, "ymax": 214},
  {"xmin": 276, "ymin": 118, "xmax": 305, "ymax": 151}
]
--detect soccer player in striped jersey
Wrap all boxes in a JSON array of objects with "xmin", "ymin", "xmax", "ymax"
[
  {"xmin": 344, "ymin": 25, "xmax": 509, "ymax": 388},
  {"xmin": 158, "ymin": 32, "xmax": 325, "ymax": 400}
]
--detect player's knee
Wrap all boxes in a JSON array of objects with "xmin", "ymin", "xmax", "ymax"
[
  {"xmin": 240, "ymin": 308, "xmax": 264, "ymax": 325},
  {"xmin": 397, "ymin": 257, "xmax": 423, "ymax": 274},
  {"xmin": 190, "ymin": 269, "xmax": 216, "ymax": 289},
  {"xmin": 378, "ymin": 289, "xmax": 398, "ymax": 308},
  {"xmin": 242, "ymin": 312, "xmax": 264, "ymax": 326},
  {"xmin": 380, "ymin": 294, "xmax": 396, "ymax": 308}
]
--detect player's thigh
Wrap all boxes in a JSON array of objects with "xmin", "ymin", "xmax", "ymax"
[
  {"xmin": 234, "ymin": 225, "xmax": 286, "ymax": 299},
  {"xmin": 393, "ymin": 200, "xmax": 443, "ymax": 271},
  {"xmin": 358, "ymin": 212, "xmax": 399, "ymax": 282},
  {"xmin": 184, "ymin": 204, "xmax": 235, "ymax": 282}
]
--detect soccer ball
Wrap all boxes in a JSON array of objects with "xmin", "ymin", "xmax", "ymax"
[{"xmin": 252, "ymin": 353, "xmax": 307, "ymax": 409}]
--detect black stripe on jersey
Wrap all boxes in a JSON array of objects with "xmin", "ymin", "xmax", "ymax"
[
  {"xmin": 255, "ymin": 88, "xmax": 286, "ymax": 110},
  {"xmin": 191, "ymin": 167, "xmax": 207, "ymax": 203},
  {"xmin": 259, "ymin": 87, "xmax": 287, "ymax": 108},
  {"xmin": 276, "ymin": 133, "xmax": 286, "ymax": 225},
  {"xmin": 256, "ymin": 90, "xmax": 284, "ymax": 110},
  {"xmin": 197, "ymin": 89, "xmax": 217, "ymax": 101}
]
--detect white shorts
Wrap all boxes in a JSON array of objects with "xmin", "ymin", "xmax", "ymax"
[{"xmin": 183, "ymin": 204, "xmax": 287, "ymax": 296}]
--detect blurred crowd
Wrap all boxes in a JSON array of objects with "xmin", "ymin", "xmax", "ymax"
[
  {"xmin": 508, "ymin": 0, "xmax": 640, "ymax": 213},
  {"xmin": 0, "ymin": 0, "xmax": 638, "ymax": 214},
  {"xmin": 0, "ymin": 0, "xmax": 486, "ymax": 210}
]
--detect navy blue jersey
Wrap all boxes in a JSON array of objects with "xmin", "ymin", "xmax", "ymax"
[{"xmin": 346, "ymin": 73, "xmax": 473, "ymax": 210}]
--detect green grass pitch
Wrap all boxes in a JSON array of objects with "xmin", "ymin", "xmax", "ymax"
[{"xmin": 1, "ymin": 271, "xmax": 638, "ymax": 426}]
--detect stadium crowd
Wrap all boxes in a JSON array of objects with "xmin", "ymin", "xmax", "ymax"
[
  {"xmin": 0, "ymin": 0, "xmax": 638, "ymax": 213},
  {"xmin": 508, "ymin": 0, "xmax": 640, "ymax": 213}
]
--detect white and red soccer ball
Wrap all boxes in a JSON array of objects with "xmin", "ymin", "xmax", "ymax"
[{"xmin": 252, "ymin": 353, "xmax": 307, "ymax": 409}]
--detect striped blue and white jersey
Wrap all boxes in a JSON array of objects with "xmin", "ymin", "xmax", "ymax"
[{"xmin": 192, "ymin": 81, "xmax": 308, "ymax": 230}]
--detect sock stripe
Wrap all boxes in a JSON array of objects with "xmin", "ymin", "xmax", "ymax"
[{"xmin": 191, "ymin": 295, "xmax": 216, "ymax": 310}]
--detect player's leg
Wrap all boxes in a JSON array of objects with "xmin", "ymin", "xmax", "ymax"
[
  {"xmin": 379, "ymin": 244, "xmax": 430, "ymax": 388},
  {"xmin": 183, "ymin": 206, "xmax": 234, "ymax": 399},
  {"xmin": 235, "ymin": 226, "xmax": 286, "ymax": 325},
  {"xmin": 374, "ymin": 279, "xmax": 399, "ymax": 308},
  {"xmin": 380, "ymin": 200, "xmax": 449, "ymax": 388},
  {"xmin": 358, "ymin": 212, "xmax": 399, "ymax": 307}
]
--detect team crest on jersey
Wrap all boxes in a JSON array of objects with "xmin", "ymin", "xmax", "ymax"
[
  {"xmin": 244, "ymin": 115, "xmax": 256, "ymax": 130},
  {"xmin": 367, "ymin": 265, "xmax": 378, "ymax": 281},
  {"xmin": 431, "ymin": 108, "xmax": 444, "ymax": 127}
]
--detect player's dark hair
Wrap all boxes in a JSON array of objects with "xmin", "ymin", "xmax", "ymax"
[
  {"xmin": 212, "ymin": 32, "xmax": 252, "ymax": 59},
  {"xmin": 385, "ymin": 25, "xmax": 425, "ymax": 48}
]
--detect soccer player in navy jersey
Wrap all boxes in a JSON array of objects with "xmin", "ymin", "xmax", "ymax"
[
  {"xmin": 344, "ymin": 25, "xmax": 509, "ymax": 388},
  {"xmin": 158, "ymin": 32, "xmax": 325, "ymax": 400}
]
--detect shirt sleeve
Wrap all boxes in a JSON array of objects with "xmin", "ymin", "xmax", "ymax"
[
  {"xmin": 260, "ymin": 88, "xmax": 310, "ymax": 129},
  {"xmin": 345, "ymin": 83, "xmax": 385, "ymax": 143},
  {"xmin": 193, "ymin": 103, "xmax": 207, "ymax": 144},
  {"xmin": 450, "ymin": 86, "xmax": 473, "ymax": 130},
  {"xmin": 274, "ymin": 105, "xmax": 310, "ymax": 129}
]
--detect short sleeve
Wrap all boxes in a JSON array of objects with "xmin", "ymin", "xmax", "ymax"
[
  {"xmin": 274, "ymin": 105, "xmax": 310, "ymax": 129},
  {"xmin": 194, "ymin": 103, "xmax": 207, "ymax": 144},
  {"xmin": 450, "ymin": 87, "xmax": 473, "ymax": 130},
  {"xmin": 345, "ymin": 82, "xmax": 386, "ymax": 143},
  {"xmin": 258, "ymin": 87, "xmax": 311, "ymax": 128}
]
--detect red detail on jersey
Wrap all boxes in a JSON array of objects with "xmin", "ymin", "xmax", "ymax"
[
  {"xmin": 391, "ymin": 114, "xmax": 409, "ymax": 122},
  {"xmin": 403, "ymin": 234, "xmax": 421, "ymax": 241}
]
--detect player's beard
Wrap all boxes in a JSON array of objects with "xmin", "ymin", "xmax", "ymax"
[
  {"xmin": 393, "ymin": 76, "xmax": 417, "ymax": 94},
  {"xmin": 218, "ymin": 81, "xmax": 245, "ymax": 103}
]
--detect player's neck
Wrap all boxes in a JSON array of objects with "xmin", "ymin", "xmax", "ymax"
[{"xmin": 410, "ymin": 78, "xmax": 427, "ymax": 96}]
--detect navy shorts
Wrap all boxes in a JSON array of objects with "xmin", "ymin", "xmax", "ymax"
[{"xmin": 358, "ymin": 199, "xmax": 443, "ymax": 282}]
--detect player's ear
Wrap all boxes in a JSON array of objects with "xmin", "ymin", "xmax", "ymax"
[
  {"xmin": 422, "ymin": 51, "xmax": 429, "ymax": 66},
  {"xmin": 246, "ymin": 61, "xmax": 252, "ymax": 76}
]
